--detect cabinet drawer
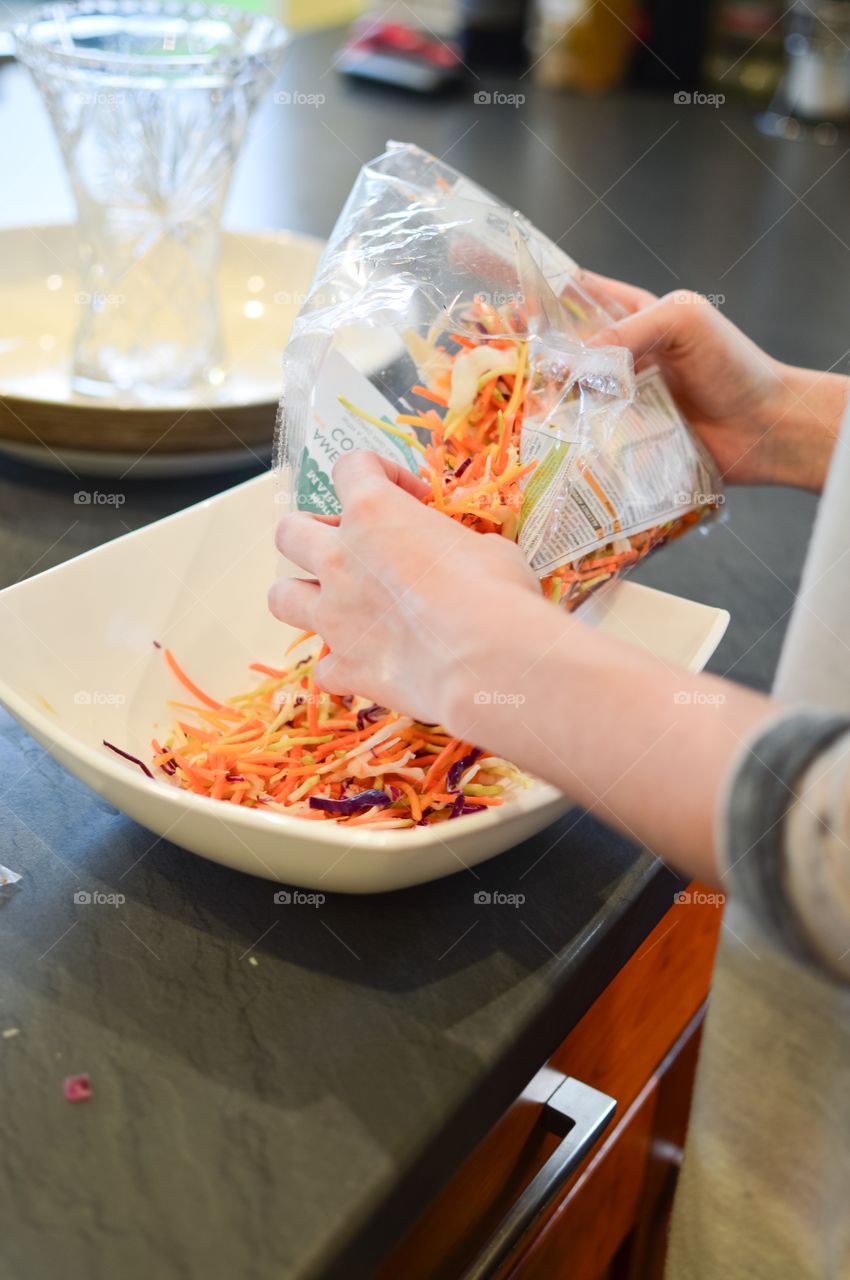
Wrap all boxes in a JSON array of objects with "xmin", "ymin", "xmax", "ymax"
[{"xmin": 377, "ymin": 889, "xmax": 721, "ymax": 1280}]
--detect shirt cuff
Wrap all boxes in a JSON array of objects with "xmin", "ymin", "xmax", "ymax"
[{"xmin": 718, "ymin": 708, "xmax": 850, "ymax": 982}]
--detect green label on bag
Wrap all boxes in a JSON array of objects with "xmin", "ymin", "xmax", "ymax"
[
  {"xmin": 294, "ymin": 348, "xmax": 421, "ymax": 513},
  {"xmin": 296, "ymin": 449, "xmax": 342, "ymax": 517}
]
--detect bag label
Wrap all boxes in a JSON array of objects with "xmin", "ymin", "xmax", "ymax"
[
  {"xmin": 521, "ymin": 368, "xmax": 717, "ymax": 574},
  {"xmin": 294, "ymin": 348, "xmax": 421, "ymax": 516}
]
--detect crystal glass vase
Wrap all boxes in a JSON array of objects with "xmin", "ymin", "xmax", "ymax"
[{"xmin": 14, "ymin": 1, "xmax": 288, "ymax": 402}]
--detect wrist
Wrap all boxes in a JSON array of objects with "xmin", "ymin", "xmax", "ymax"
[
  {"xmin": 440, "ymin": 586, "xmax": 573, "ymax": 742},
  {"xmin": 760, "ymin": 363, "xmax": 849, "ymax": 492}
]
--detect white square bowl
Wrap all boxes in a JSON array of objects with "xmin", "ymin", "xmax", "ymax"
[{"xmin": 0, "ymin": 472, "xmax": 729, "ymax": 892}]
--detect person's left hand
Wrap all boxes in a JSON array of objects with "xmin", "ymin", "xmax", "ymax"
[{"xmin": 268, "ymin": 450, "xmax": 540, "ymax": 725}]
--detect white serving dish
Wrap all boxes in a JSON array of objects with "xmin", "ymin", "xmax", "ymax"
[{"xmin": 0, "ymin": 472, "xmax": 729, "ymax": 892}]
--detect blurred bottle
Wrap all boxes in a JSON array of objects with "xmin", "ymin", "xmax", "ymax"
[
  {"xmin": 529, "ymin": 0, "xmax": 638, "ymax": 91},
  {"xmin": 630, "ymin": 0, "xmax": 714, "ymax": 90},
  {"xmin": 459, "ymin": 0, "xmax": 530, "ymax": 70},
  {"xmin": 703, "ymin": 0, "xmax": 786, "ymax": 102}
]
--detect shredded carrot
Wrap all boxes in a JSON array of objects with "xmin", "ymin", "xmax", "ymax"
[
  {"xmin": 164, "ymin": 649, "xmax": 223, "ymax": 711},
  {"xmin": 411, "ymin": 384, "xmax": 448, "ymax": 407},
  {"xmin": 155, "ymin": 649, "xmax": 528, "ymax": 827},
  {"xmin": 285, "ymin": 629, "xmax": 315, "ymax": 655}
]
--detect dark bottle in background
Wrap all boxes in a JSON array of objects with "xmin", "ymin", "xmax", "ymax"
[
  {"xmin": 459, "ymin": 0, "xmax": 530, "ymax": 70},
  {"xmin": 630, "ymin": 0, "xmax": 714, "ymax": 90}
]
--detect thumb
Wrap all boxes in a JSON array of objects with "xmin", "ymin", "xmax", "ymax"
[
  {"xmin": 587, "ymin": 293, "xmax": 694, "ymax": 366},
  {"xmin": 333, "ymin": 449, "xmax": 429, "ymax": 507}
]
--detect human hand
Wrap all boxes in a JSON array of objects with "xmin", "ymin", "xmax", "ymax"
[
  {"xmin": 581, "ymin": 270, "xmax": 848, "ymax": 492},
  {"xmin": 268, "ymin": 451, "xmax": 540, "ymax": 728}
]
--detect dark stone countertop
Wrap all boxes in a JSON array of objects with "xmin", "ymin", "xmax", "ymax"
[{"xmin": 1, "ymin": 24, "xmax": 848, "ymax": 1280}]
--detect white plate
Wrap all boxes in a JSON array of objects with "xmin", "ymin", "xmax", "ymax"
[
  {"xmin": 0, "ymin": 224, "xmax": 324, "ymax": 476},
  {"xmin": 0, "ymin": 472, "xmax": 729, "ymax": 892}
]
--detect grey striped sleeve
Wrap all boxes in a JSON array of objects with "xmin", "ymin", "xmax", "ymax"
[{"xmin": 720, "ymin": 710, "xmax": 850, "ymax": 983}]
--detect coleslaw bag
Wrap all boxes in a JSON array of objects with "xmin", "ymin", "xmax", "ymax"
[{"xmin": 273, "ymin": 141, "xmax": 723, "ymax": 609}]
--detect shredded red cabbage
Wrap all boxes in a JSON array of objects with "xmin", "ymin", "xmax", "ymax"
[
  {"xmin": 309, "ymin": 789, "xmax": 391, "ymax": 815},
  {"xmin": 454, "ymin": 456, "xmax": 472, "ymax": 479},
  {"xmin": 447, "ymin": 747, "xmax": 482, "ymax": 792},
  {"xmin": 356, "ymin": 704, "xmax": 388, "ymax": 731},
  {"xmin": 448, "ymin": 792, "xmax": 465, "ymax": 819},
  {"xmin": 103, "ymin": 740, "xmax": 154, "ymax": 779}
]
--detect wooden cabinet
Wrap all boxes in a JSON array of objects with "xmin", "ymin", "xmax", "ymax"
[{"xmin": 378, "ymin": 886, "xmax": 721, "ymax": 1280}]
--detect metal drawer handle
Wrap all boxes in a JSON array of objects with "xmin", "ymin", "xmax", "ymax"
[{"xmin": 459, "ymin": 1075, "xmax": 617, "ymax": 1280}]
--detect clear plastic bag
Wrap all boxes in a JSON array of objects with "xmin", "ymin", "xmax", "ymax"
[{"xmin": 273, "ymin": 141, "xmax": 723, "ymax": 609}]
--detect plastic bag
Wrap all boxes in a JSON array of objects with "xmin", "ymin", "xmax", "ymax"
[{"xmin": 274, "ymin": 141, "xmax": 723, "ymax": 609}]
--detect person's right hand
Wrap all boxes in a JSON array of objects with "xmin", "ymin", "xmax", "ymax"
[{"xmin": 580, "ymin": 270, "xmax": 848, "ymax": 493}]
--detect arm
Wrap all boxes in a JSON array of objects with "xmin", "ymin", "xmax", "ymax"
[
  {"xmin": 269, "ymin": 452, "xmax": 776, "ymax": 888},
  {"xmin": 270, "ymin": 457, "xmax": 850, "ymax": 980}
]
